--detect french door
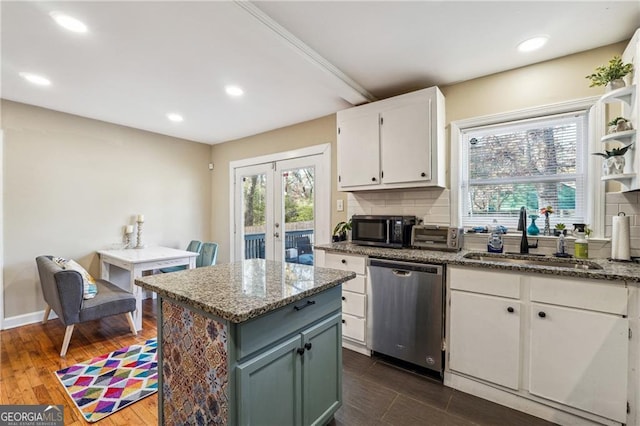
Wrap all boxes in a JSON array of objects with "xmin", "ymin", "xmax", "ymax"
[{"xmin": 232, "ymin": 146, "xmax": 330, "ymax": 263}]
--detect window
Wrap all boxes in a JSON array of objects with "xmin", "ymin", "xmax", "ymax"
[{"xmin": 460, "ymin": 111, "xmax": 589, "ymax": 229}]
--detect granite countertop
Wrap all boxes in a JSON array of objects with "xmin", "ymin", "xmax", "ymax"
[
  {"xmin": 135, "ymin": 258, "xmax": 355, "ymax": 323},
  {"xmin": 315, "ymin": 242, "xmax": 640, "ymax": 283}
]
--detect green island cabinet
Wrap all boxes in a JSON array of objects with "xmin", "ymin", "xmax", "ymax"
[{"xmin": 135, "ymin": 259, "xmax": 355, "ymax": 426}]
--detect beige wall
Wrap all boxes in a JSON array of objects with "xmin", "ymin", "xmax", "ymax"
[
  {"xmin": 441, "ymin": 41, "xmax": 627, "ymax": 123},
  {"xmin": 2, "ymin": 100, "xmax": 212, "ymax": 318},
  {"xmin": 210, "ymin": 115, "xmax": 342, "ymax": 264}
]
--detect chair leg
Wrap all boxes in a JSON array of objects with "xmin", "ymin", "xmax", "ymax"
[
  {"xmin": 126, "ymin": 312, "xmax": 138, "ymax": 336},
  {"xmin": 60, "ymin": 325, "xmax": 74, "ymax": 357},
  {"xmin": 42, "ymin": 305, "xmax": 51, "ymax": 324}
]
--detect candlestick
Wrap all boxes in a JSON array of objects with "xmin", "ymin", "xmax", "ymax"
[
  {"xmin": 135, "ymin": 220, "xmax": 145, "ymax": 249},
  {"xmin": 125, "ymin": 225, "xmax": 134, "ymax": 234},
  {"xmin": 137, "ymin": 214, "xmax": 145, "ymax": 223}
]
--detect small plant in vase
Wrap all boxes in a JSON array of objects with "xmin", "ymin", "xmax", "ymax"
[
  {"xmin": 554, "ymin": 223, "xmax": 567, "ymax": 236},
  {"xmin": 332, "ymin": 220, "xmax": 352, "ymax": 242},
  {"xmin": 540, "ymin": 206, "xmax": 553, "ymax": 236},
  {"xmin": 585, "ymin": 55, "xmax": 634, "ymax": 91},
  {"xmin": 592, "ymin": 143, "xmax": 634, "ymax": 175}
]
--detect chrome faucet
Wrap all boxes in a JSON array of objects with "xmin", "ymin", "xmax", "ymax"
[{"xmin": 517, "ymin": 207, "xmax": 538, "ymax": 254}]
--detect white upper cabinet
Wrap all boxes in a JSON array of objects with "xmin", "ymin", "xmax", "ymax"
[
  {"xmin": 380, "ymin": 101, "xmax": 431, "ymax": 184},
  {"xmin": 337, "ymin": 86, "xmax": 446, "ymax": 191},
  {"xmin": 336, "ymin": 112, "xmax": 381, "ymax": 188}
]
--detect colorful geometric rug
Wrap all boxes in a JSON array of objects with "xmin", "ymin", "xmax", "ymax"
[{"xmin": 55, "ymin": 338, "xmax": 158, "ymax": 422}]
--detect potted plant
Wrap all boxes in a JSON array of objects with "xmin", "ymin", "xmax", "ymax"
[
  {"xmin": 585, "ymin": 55, "xmax": 634, "ymax": 91},
  {"xmin": 332, "ymin": 220, "xmax": 351, "ymax": 242},
  {"xmin": 592, "ymin": 143, "xmax": 634, "ymax": 175},
  {"xmin": 607, "ymin": 117, "xmax": 633, "ymax": 134},
  {"xmin": 554, "ymin": 223, "xmax": 567, "ymax": 236}
]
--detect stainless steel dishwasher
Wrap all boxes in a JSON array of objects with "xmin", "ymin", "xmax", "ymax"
[{"xmin": 368, "ymin": 258, "xmax": 444, "ymax": 374}]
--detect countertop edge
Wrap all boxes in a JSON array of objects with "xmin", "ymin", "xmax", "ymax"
[
  {"xmin": 135, "ymin": 271, "xmax": 355, "ymax": 323},
  {"xmin": 315, "ymin": 243, "xmax": 640, "ymax": 283}
]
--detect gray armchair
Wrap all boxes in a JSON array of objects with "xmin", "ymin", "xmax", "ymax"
[{"xmin": 36, "ymin": 255, "xmax": 137, "ymax": 357}]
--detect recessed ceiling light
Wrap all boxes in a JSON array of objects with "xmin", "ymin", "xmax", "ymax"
[
  {"xmin": 225, "ymin": 85, "xmax": 244, "ymax": 97},
  {"xmin": 167, "ymin": 113, "xmax": 184, "ymax": 123},
  {"xmin": 19, "ymin": 72, "xmax": 51, "ymax": 86},
  {"xmin": 49, "ymin": 11, "xmax": 88, "ymax": 33},
  {"xmin": 517, "ymin": 36, "xmax": 549, "ymax": 52}
]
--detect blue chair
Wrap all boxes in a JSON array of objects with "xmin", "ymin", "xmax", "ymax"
[
  {"xmin": 296, "ymin": 236, "xmax": 314, "ymax": 265},
  {"xmin": 197, "ymin": 242, "xmax": 218, "ymax": 267},
  {"xmin": 160, "ymin": 240, "xmax": 202, "ymax": 273}
]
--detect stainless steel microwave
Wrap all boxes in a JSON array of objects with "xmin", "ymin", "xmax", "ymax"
[{"xmin": 351, "ymin": 215, "xmax": 416, "ymax": 248}]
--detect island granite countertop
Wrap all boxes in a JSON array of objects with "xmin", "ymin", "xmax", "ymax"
[
  {"xmin": 135, "ymin": 258, "xmax": 355, "ymax": 323},
  {"xmin": 315, "ymin": 242, "xmax": 640, "ymax": 283}
]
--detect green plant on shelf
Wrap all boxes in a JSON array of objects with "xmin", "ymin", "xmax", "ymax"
[
  {"xmin": 592, "ymin": 143, "xmax": 634, "ymax": 158},
  {"xmin": 585, "ymin": 55, "xmax": 633, "ymax": 87}
]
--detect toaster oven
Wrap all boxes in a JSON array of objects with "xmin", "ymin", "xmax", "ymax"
[{"xmin": 411, "ymin": 225, "xmax": 463, "ymax": 251}]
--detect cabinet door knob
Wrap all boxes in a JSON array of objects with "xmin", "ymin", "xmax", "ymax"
[
  {"xmin": 538, "ymin": 311, "xmax": 546, "ymax": 318},
  {"xmin": 304, "ymin": 342, "xmax": 312, "ymax": 351},
  {"xmin": 341, "ymin": 259, "xmax": 346, "ymax": 264},
  {"xmin": 421, "ymin": 172, "xmax": 426, "ymax": 177},
  {"xmin": 507, "ymin": 307, "xmax": 514, "ymax": 313},
  {"xmin": 371, "ymin": 177, "xmax": 377, "ymax": 182},
  {"xmin": 297, "ymin": 347, "xmax": 305, "ymax": 356},
  {"xmin": 341, "ymin": 296, "xmax": 346, "ymax": 301},
  {"xmin": 341, "ymin": 319, "xmax": 346, "ymax": 324}
]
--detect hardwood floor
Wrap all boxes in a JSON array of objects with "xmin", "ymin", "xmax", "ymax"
[
  {"xmin": 1, "ymin": 299, "xmax": 555, "ymax": 425},
  {"xmin": 0, "ymin": 299, "xmax": 158, "ymax": 425}
]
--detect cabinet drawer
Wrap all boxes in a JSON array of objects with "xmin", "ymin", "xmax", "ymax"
[
  {"xmin": 343, "ymin": 274, "xmax": 365, "ymax": 293},
  {"xmin": 449, "ymin": 266, "xmax": 520, "ymax": 299},
  {"xmin": 342, "ymin": 291, "xmax": 365, "ymax": 317},
  {"xmin": 342, "ymin": 313, "xmax": 365, "ymax": 342},
  {"xmin": 530, "ymin": 276, "xmax": 627, "ymax": 315},
  {"xmin": 237, "ymin": 286, "xmax": 341, "ymax": 360},
  {"xmin": 324, "ymin": 253, "xmax": 366, "ymax": 275}
]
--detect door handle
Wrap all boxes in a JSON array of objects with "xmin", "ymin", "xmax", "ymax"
[{"xmin": 274, "ymin": 232, "xmax": 280, "ymax": 238}]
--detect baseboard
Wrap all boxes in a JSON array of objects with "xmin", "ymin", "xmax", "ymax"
[
  {"xmin": 342, "ymin": 339, "xmax": 370, "ymax": 356},
  {"xmin": 444, "ymin": 372, "xmax": 621, "ymax": 426},
  {"xmin": 2, "ymin": 309, "xmax": 58, "ymax": 330}
]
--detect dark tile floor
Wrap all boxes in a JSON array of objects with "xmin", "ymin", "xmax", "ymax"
[{"xmin": 330, "ymin": 349, "xmax": 557, "ymax": 426}]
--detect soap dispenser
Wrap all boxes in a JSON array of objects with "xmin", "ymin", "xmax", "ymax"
[
  {"xmin": 487, "ymin": 219, "xmax": 504, "ymax": 253},
  {"xmin": 573, "ymin": 223, "xmax": 588, "ymax": 259}
]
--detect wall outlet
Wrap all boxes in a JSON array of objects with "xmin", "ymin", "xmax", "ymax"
[{"xmin": 337, "ymin": 199, "xmax": 344, "ymax": 212}]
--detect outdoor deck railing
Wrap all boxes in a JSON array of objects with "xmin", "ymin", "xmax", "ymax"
[{"xmin": 244, "ymin": 229, "xmax": 314, "ymax": 259}]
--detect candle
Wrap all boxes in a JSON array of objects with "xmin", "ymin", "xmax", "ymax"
[
  {"xmin": 137, "ymin": 214, "xmax": 145, "ymax": 223},
  {"xmin": 125, "ymin": 225, "xmax": 134, "ymax": 234}
]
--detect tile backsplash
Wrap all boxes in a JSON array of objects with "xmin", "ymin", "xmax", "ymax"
[
  {"xmin": 605, "ymin": 191, "xmax": 640, "ymax": 258},
  {"xmin": 345, "ymin": 188, "xmax": 640, "ymax": 259},
  {"xmin": 346, "ymin": 188, "xmax": 450, "ymax": 224}
]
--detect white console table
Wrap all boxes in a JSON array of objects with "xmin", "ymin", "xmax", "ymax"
[{"xmin": 98, "ymin": 246, "xmax": 199, "ymax": 330}]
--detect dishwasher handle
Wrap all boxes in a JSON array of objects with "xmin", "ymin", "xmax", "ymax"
[{"xmin": 369, "ymin": 258, "xmax": 443, "ymax": 275}]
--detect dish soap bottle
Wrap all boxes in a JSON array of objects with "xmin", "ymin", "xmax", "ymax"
[
  {"xmin": 487, "ymin": 219, "xmax": 504, "ymax": 253},
  {"xmin": 573, "ymin": 223, "xmax": 588, "ymax": 259}
]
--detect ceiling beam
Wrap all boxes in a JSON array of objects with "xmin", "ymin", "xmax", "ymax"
[{"xmin": 234, "ymin": 1, "xmax": 376, "ymax": 105}]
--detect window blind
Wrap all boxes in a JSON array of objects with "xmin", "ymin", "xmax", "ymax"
[{"xmin": 461, "ymin": 112, "xmax": 588, "ymax": 229}]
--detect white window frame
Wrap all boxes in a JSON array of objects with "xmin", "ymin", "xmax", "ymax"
[{"xmin": 450, "ymin": 97, "xmax": 606, "ymax": 238}]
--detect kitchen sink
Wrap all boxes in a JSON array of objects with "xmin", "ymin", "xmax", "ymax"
[{"xmin": 462, "ymin": 252, "xmax": 603, "ymax": 270}]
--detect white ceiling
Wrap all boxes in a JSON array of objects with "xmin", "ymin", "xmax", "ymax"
[{"xmin": 2, "ymin": 1, "xmax": 639, "ymax": 145}]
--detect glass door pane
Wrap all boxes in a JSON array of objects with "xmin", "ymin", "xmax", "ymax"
[
  {"xmin": 234, "ymin": 164, "xmax": 273, "ymax": 261},
  {"xmin": 276, "ymin": 158, "xmax": 316, "ymax": 265}
]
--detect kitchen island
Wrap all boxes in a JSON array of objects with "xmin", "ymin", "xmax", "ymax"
[{"xmin": 135, "ymin": 258, "xmax": 355, "ymax": 426}]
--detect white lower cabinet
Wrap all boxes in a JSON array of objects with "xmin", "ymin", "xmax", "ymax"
[
  {"xmin": 449, "ymin": 291, "xmax": 521, "ymax": 390},
  {"xmin": 446, "ymin": 266, "xmax": 630, "ymax": 425},
  {"xmin": 529, "ymin": 303, "xmax": 628, "ymax": 423},
  {"xmin": 315, "ymin": 250, "xmax": 369, "ymax": 355}
]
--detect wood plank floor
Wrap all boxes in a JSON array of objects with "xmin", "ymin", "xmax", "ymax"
[{"xmin": 1, "ymin": 299, "xmax": 555, "ymax": 425}]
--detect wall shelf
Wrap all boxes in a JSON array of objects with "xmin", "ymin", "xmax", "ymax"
[
  {"xmin": 600, "ymin": 86, "xmax": 635, "ymax": 107},
  {"xmin": 601, "ymin": 173, "xmax": 635, "ymax": 183},
  {"xmin": 601, "ymin": 129, "xmax": 636, "ymax": 144}
]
